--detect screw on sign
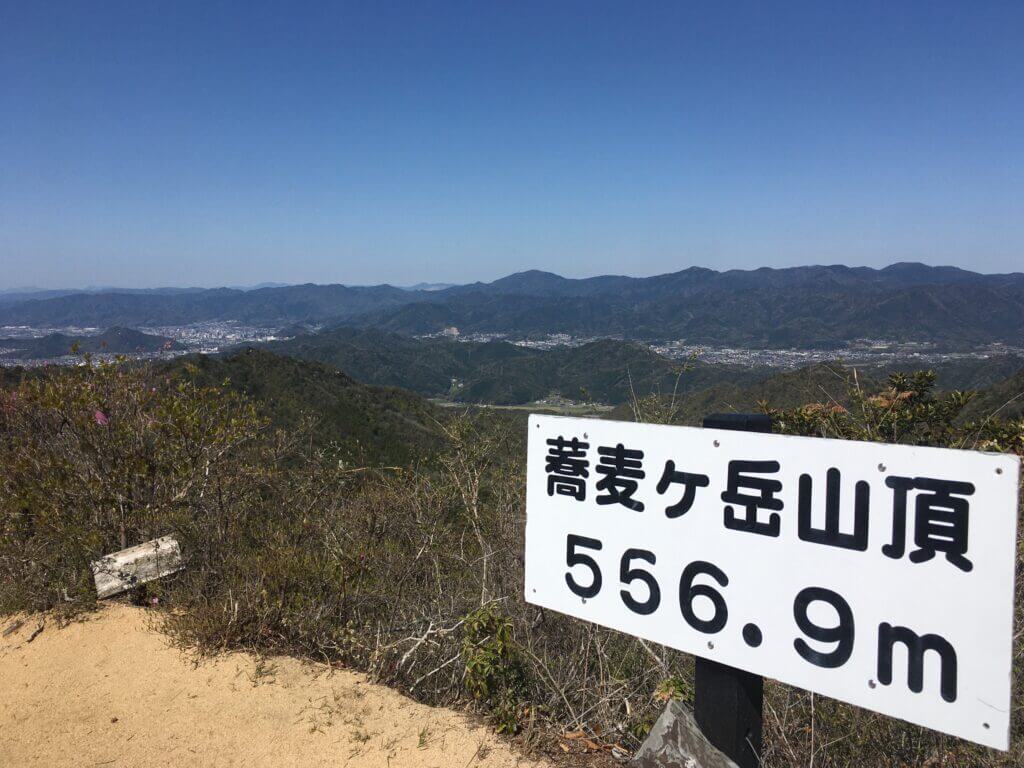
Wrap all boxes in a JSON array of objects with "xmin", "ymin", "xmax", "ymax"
[{"xmin": 525, "ymin": 413, "xmax": 1020, "ymax": 761}]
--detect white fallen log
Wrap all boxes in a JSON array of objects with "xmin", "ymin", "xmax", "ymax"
[{"xmin": 91, "ymin": 535, "xmax": 183, "ymax": 599}]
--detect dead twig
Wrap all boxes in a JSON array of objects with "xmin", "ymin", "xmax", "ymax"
[
  {"xmin": 2, "ymin": 619, "xmax": 25, "ymax": 638},
  {"xmin": 26, "ymin": 620, "xmax": 45, "ymax": 643}
]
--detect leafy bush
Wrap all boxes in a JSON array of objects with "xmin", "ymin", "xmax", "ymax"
[
  {"xmin": 0, "ymin": 358, "xmax": 265, "ymax": 615},
  {"xmin": 462, "ymin": 605, "xmax": 528, "ymax": 733}
]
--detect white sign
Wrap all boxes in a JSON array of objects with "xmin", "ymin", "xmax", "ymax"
[{"xmin": 524, "ymin": 414, "xmax": 1019, "ymax": 750}]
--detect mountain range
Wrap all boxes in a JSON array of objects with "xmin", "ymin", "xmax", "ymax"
[{"xmin": 3, "ymin": 263, "xmax": 1024, "ymax": 348}]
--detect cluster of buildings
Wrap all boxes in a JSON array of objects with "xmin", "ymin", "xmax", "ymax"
[
  {"xmin": 651, "ymin": 339, "xmax": 1023, "ymax": 369},
  {"xmin": 144, "ymin": 322, "xmax": 285, "ymax": 354},
  {"xmin": 419, "ymin": 326, "xmax": 1021, "ymax": 369}
]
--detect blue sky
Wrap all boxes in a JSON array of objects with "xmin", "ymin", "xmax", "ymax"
[{"xmin": 1, "ymin": 1, "xmax": 1021, "ymax": 288}]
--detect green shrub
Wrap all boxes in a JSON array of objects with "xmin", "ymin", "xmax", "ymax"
[
  {"xmin": 462, "ymin": 604, "xmax": 528, "ymax": 733},
  {"xmin": 0, "ymin": 358, "xmax": 265, "ymax": 616}
]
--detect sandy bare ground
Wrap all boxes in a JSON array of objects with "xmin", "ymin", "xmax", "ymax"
[{"xmin": 0, "ymin": 604, "xmax": 549, "ymax": 768}]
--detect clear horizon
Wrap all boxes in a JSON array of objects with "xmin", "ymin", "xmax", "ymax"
[
  {"xmin": 2, "ymin": 2, "xmax": 1022, "ymax": 289},
  {"xmin": 3, "ymin": 259, "xmax": 1024, "ymax": 293}
]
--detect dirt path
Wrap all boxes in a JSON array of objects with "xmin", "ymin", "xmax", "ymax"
[{"xmin": 0, "ymin": 605, "xmax": 549, "ymax": 768}]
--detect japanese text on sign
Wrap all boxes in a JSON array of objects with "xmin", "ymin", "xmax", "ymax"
[{"xmin": 524, "ymin": 415, "xmax": 1020, "ymax": 750}]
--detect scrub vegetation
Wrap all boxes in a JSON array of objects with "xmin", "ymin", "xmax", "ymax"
[{"xmin": 1, "ymin": 356, "xmax": 1021, "ymax": 767}]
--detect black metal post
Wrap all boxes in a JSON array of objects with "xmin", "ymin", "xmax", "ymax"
[{"xmin": 694, "ymin": 412, "xmax": 771, "ymax": 768}]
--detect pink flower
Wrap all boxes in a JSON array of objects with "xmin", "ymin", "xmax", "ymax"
[{"xmin": 94, "ymin": 410, "xmax": 109, "ymax": 426}]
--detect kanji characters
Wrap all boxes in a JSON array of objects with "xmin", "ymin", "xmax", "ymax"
[
  {"xmin": 539, "ymin": 429, "xmax": 978, "ymax": 575},
  {"xmin": 798, "ymin": 467, "xmax": 870, "ymax": 551},
  {"xmin": 545, "ymin": 435, "xmax": 589, "ymax": 500},
  {"xmin": 883, "ymin": 476, "xmax": 975, "ymax": 572},
  {"xmin": 596, "ymin": 443, "xmax": 646, "ymax": 511},
  {"xmin": 720, "ymin": 459, "xmax": 783, "ymax": 537}
]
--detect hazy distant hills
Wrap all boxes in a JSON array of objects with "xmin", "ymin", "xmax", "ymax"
[
  {"xmin": 0, "ymin": 284, "xmax": 415, "ymax": 327},
  {"xmin": 402, "ymin": 282, "xmax": 457, "ymax": 292},
  {"xmin": 0, "ymin": 327, "xmax": 183, "ymax": 360},
  {"xmin": 366, "ymin": 264, "xmax": 1024, "ymax": 347},
  {"xmin": 0, "ymin": 286, "xmax": 208, "ymax": 307},
  {"xmin": 4, "ymin": 263, "xmax": 1024, "ymax": 348}
]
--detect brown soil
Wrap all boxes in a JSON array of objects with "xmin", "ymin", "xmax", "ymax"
[{"xmin": 0, "ymin": 604, "xmax": 549, "ymax": 768}]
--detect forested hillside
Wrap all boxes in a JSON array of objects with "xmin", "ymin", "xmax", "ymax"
[
  {"xmin": 612, "ymin": 360, "xmax": 1024, "ymax": 429},
  {"xmin": 609, "ymin": 362, "xmax": 862, "ymax": 424},
  {"xmin": 960, "ymin": 367, "xmax": 1024, "ymax": 421},
  {"xmin": 162, "ymin": 349, "xmax": 444, "ymax": 465},
  {"xmin": 259, "ymin": 328, "xmax": 768, "ymax": 404}
]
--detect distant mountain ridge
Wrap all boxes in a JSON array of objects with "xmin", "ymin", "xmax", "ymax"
[
  {"xmin": 0, "ymin": 286, "xmax": 210, "ymax": 307},
  {"xmin": 366, "ymin": 263, "xmax": 1024, "ymax": 347},
  {"xmin": 3, "ymin": 263, "xmax": 1023, "ymax": 348},
  {"xmin": 0, "ymin": 284, "xmax": 414, "ymax": 327},
  {"xmin": 437, "ymin": 263, "xmax": 1024, "ymax": 298}
]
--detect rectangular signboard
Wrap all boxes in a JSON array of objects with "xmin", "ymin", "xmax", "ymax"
[{"xmin": 524, "ymin": 414, "xmax": 1020, "ymax": 750}]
